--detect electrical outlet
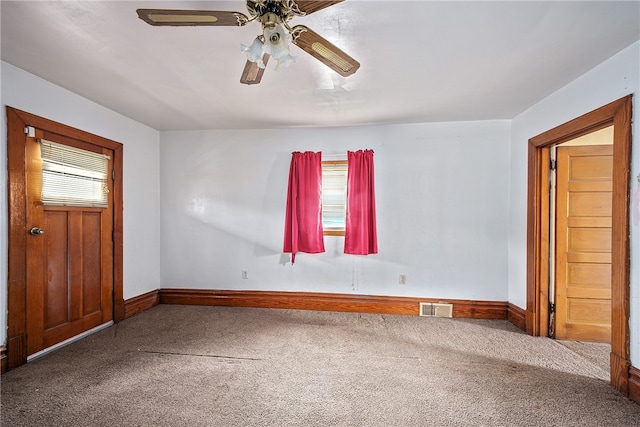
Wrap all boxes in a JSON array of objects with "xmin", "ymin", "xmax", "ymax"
[
  {"xmin": 242, "ymin": 270, "xmax": 248, "ymax": 279},
  {"xmin": 399, "ymin": 274, "xmax": 406, "ymax": 285}
]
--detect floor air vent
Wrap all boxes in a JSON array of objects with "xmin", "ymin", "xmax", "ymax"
[{"xmin": 419, "ymin": 302, "xmax": 453, "ymax": 318}]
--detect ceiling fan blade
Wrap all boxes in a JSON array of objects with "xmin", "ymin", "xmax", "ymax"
[
  {"xmin": 292, "ymin": 26, "xmax": 360, "ymax": 77},
  {"xmin": 296, "ymin": 1, "xmax": 345, "ymax": 15},
  {"xmin": 136, "ymin": 9, "xmax": 249, "ymax": 26},
  {"xmin": 240, "ymin": 55, "xmax": 270, "ymax": 85}
]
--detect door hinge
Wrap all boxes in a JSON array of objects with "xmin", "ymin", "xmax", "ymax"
[
  {"xmin": 549, "ymin": 302, "xmax": 556, "ymax": 314},
  {"xmin": 550, "ymin": 159, "xmax": 557, "ymax": 170},
  {"xmin": 112, "ymin": 168, "xmax": 115, "ymax": 181}
]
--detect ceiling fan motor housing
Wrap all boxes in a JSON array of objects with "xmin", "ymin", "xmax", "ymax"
[
  {"xmin": 257, "ymin": 1, "xmax": 285, "ymax": 17},
  {"xmin": 250, "ymin": 0, "xmax": 305, "ymax": 26},
  {"xmin": 261, "ymin": 12, "xmax": 282, "ymax": 30}
]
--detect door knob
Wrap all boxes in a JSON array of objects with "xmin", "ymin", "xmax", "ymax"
[{"xmin": 29, "ymin": 227, "xmax": 45, "ymax": 236}]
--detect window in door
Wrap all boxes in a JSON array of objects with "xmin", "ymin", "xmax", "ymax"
[{"xmin": 39, "ymin": 138, "xmax": 110, "ymax": 207}]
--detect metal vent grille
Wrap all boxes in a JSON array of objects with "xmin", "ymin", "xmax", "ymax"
[{"xmin": 419, "ymin": 303, "xmax": 453, "ymax": 318}]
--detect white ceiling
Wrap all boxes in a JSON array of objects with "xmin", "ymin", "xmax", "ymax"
[{"xmin": 2, "ymin": 1, "xmax": 639, "ymax": 131}]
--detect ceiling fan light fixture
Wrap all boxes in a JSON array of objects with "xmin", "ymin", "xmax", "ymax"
[
  {"xmin": 262, "ymin": 23, "xmax": 292, "ymax": 60},
  {"xmin": 243, "ymin": 22, "xmax": 295, "ymax": 71},
  {"xmin": 241, "ymin": 37, "xmax": 266, "ymax": 68}
]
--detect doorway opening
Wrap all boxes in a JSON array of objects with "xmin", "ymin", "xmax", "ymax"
[{"xmin": 526, "ymin": 95, "xmax": 632, "ymax": 396}]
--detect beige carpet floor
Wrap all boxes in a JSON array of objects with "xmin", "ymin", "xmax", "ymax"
[
  {"xmin": 557, "ymin": 340, "xmax": 611, "ymax": 373},
  {"xmin": 1, "ymin": 305, "xmax": 639, "ymax": 426}
]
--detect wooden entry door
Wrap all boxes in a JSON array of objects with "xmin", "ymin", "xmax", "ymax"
[
  {"xmin": 25, "ymin": 129, "xmax": 114, "ymax": 356},
  {"xmin": 554, "ymin": 144, "xmax": 613, "ymax": 342},
  {"xmin": 7, "ymin": 107, "xmax": 124, "ymax": 371}
]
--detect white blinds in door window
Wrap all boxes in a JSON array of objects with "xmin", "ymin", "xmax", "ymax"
[{"xmin": 39, "ymin": 139, "xmax": 110, "ymax": 207}]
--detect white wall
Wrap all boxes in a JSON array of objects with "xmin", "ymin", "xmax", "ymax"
[
  {"xmin": 508, "ymin": 42, "xmax": 640, "ymax": 365},
  {"xmin": 5, "ymin": 41, "xmax": 637, "ymax": 366},
  {"xmin": 0, "ymin": 62, "xmax": 162, "ymax": 345},
  {"xmin": 160, "ymin": 121, "xmax": 511, "ymax": 301}
]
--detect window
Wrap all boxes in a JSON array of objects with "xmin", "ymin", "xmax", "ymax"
[
  {"xmin": 283, "ymin": 150, "xmax": 377, "ymax": 262},
  {"xmin": 321, "ymin": 160, "xmax": 347, "ymax": 235},
  {"xmin": 39, "ymin": 139, "xmax": 110, "ymax": 207}
]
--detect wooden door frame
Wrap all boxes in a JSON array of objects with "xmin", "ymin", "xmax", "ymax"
[
  {"xmin": 526, "ymin": 95, "xmax": 632, "ymax": 395},
  {"xmin": 5, "ymin": 107, "xmax": 125, "ymax": 370}
]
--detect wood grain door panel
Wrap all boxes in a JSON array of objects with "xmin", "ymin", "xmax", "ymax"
[
  {"xmin": 44, "ymin": 210, "xmax": 69, "ymax": 330},
  {"xmin": 568, "ymin": 193, "xmax": 612, "ymax": 216},
  {"xmin": 568, "ymin": 228, "xmax": 611, "ymax": 253},
  {"xmin": 555, "ymin": 144, "xmax": 612, "ymax": 342},
  {"xmin": 41, "ymin": 209, "xmax": 110, "ymax": 349}
]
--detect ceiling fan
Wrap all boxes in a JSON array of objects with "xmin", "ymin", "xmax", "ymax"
[{"xmin": 136, "ymin": 0, "xmax": 360, "ymax": 85}]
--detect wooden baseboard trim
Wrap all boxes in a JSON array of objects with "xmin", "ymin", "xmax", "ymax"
[
  {"xmin": 0, "ymin": 346, "xmax": 7, "ymax": 374},
  {"xmin": 7, "ymin": 334, "xmax": 27, "ymax": 372},
  {"xmin": 124, "ymin": 290, "xmax": 160, "ymax": 319},
  {"xmin": 159, "ymin": 289, "xmax": 508, "ymax": 319},
  {"xmin": 611, "ymin": 351, "xmax": 631, "ymax": 396},
  {"xmin": 508, "ymin": 303, "xmax": 526, "ymax": 331},
  {"xmin": 114, "ymin": 298, "xmax": 126, "ymax": 323},
  {"xmin": 629, "ymin": 366, "xmax": 640, "ymax": 405}
]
